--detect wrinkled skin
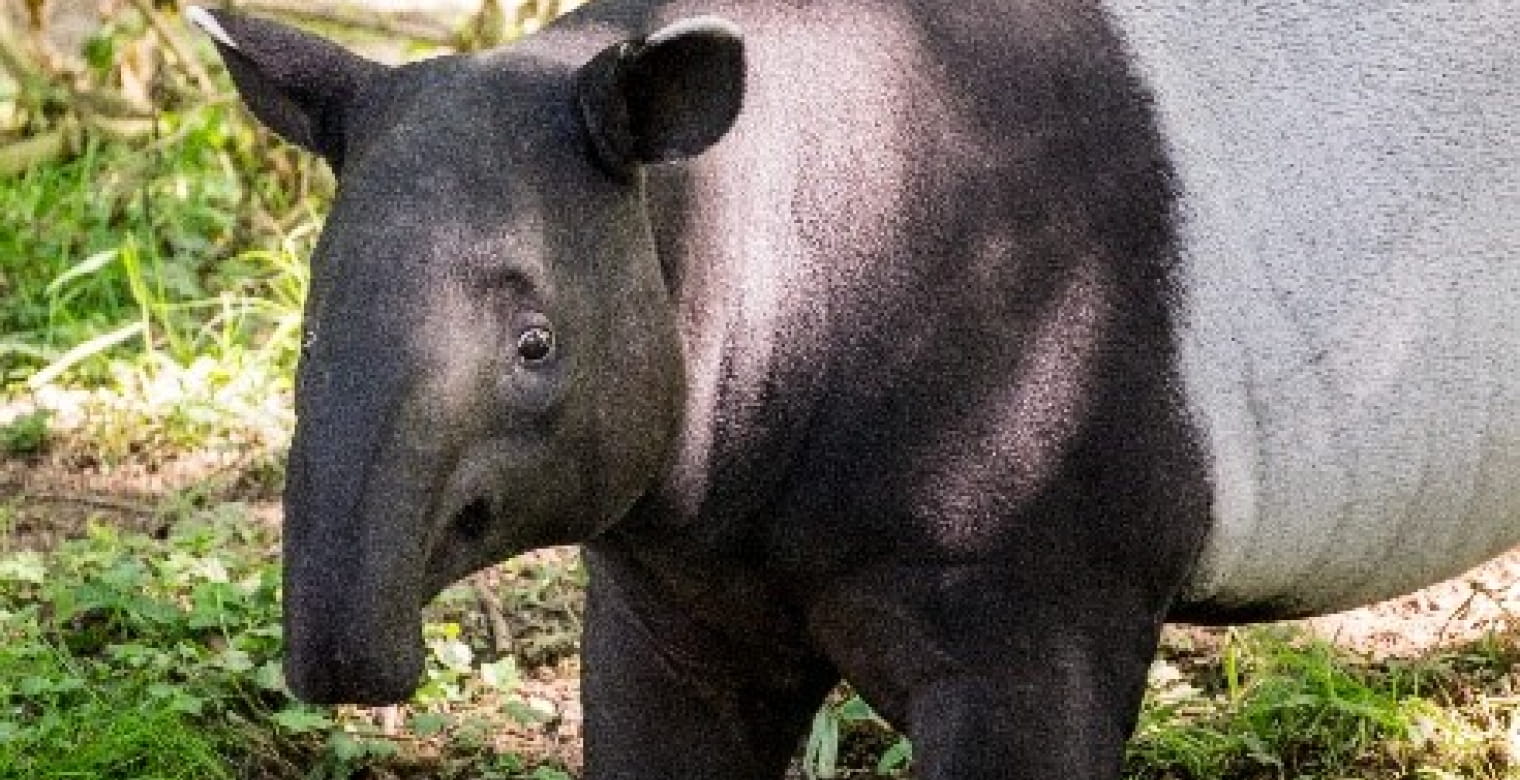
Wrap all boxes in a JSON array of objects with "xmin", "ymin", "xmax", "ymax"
[
  {"xmin": 203, "ymin": 14, "xmax": 700, "ymax": 701},
  {"xmin": 196, "ymin": 2, "xmax": 1212, "ymax": 777},
  {"xmin": 279, "ymin": 82, "xmax": 688, "ymax": 699}
]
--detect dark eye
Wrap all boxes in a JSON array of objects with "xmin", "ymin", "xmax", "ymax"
[{"xmin": 516, "ymin": 326, "xmax": 555, "ymax": 364}]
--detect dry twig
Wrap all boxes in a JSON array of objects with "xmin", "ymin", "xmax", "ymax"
[
  {"xmin": 16, "ymin": 489, "xmax": 156, "ymax": 516},
  {"xmin": 473, "ymin": 571, "xmax": 515, "ymax": 656},
  {"xmin": 231, "ymin": 0, "xmax": 458, "ymax": 46},
  {"xmin": 129, "ymin": 0, "xmax": 216, "ymax": 93}
]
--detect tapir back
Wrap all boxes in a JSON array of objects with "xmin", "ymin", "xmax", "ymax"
[{"xmin": 1104, "ymin": 2, "xmax": 1520, "ymax": 617}]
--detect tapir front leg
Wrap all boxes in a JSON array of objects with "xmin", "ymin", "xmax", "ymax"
[
  {"xmin": 580, "ymin": 544, "xmax": 838, "ymax": 779},
  {"xmin": 808, "ymin": 566, "xmax": 1171, "ymax": 779}
]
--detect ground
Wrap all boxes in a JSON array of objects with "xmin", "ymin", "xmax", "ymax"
[
  {"xmin": 8, "ymin": 438, "xmax": 1519, "ymax": 655},
  {"xmin": 5, "ymin": 421, "xmax": 1520, "ymax": 777}
]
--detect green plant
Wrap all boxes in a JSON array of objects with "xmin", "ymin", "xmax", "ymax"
[
  {"xmin": 1127, "ymin": 626, "xmax": 1519, "ymax": 780},
  {"xmin": 0, "ymin": 501, "xmax": 588, "ymax": 779},
  {"xmin": 804, "ymin": 692, "xmax": 911, "ymax": 779},
  {"xmin": 0, "ymin": 515, "xmax": 278, "ymax": 779},
  {"xmin": 0, "ymin": 409, "xmax": 50, "ymax": 454},
  {"xmin": 1, "ymin": 104, "xmax": 323, "ymax": 384}
]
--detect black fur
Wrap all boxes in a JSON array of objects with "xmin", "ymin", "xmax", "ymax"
[
  {"xmin": 200, "ymin": 9, "xmax": 382, "ymax": 169},
  {"xmin": 201, "ymin": 1, "xmax": 1212, "ymax": 777}
]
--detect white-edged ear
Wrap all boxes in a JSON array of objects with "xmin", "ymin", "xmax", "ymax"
[
  {"xmin": 576, "ymin": 16, "xmax": 746, "ymax": 177},
  {"xmin": 188, "ymin": 7, "xmax": 386, "ymax": 169},
  {"xmin": 185, "ymin": 6, "xmax": 238, "ymax": 50},
  {"xmin": 645, "ymin": 15, "xmax": 742, "ymax": 48}
]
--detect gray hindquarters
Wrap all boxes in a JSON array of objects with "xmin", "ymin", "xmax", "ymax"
[{"xmin": 1104, "ymin": 1, "xmax": 1520, "ymax": 619}]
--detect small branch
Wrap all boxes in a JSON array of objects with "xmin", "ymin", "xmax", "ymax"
[
  {"xmin": 129, "ymin": 0, "xmax": 216, "ymax": 94},
  {"xmin": 0, "ymin": 103, "xmax": 156, "ymax": 175},
  {"xmin": 376, "ymin": 704, "xmax": 403, "ymax": 736},
  {"xmin": 0, "ymin": 12, "xmax": 46, "ymax": 86},
  {"xmin": 69, "ymin": 87, "xmax": 154, "ymax": 119},
  {"xmin": 17, "ymin": 490, "xmax": 156, "ymax": 516},
  {"xmin": 472, "ymin": 572, "xmax": 514, "ymax": 656},
  {"xmin": 83, "ymin": 114, "xmax": 155, "ymax": 142}
]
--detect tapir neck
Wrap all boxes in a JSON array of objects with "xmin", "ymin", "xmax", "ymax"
[
  {"xmin": 632, "ymin": 0, "xmax": 1520, "ymax": 619},
  {"xmin": 627, "ymin": 0, "xmax": 1212, "ymax": 599}
]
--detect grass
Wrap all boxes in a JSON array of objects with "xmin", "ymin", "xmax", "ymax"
[
  {"xmin": 8, "ymin": 504, "xmax": 1520, "ymax": 780},
  {"xmin": 0, "ymin": 102, "xmax": 323, "ymax": 389},
  {"xmin": 2, "ymin": 6, "xmax": 323, "ymax": 458},
  {"xmin": 1, "ymin": 92, "xmax": 317, "ymax": 463},
  {"xmin": 0, "ymin": 516, "xmax": 279, "ymax": 779},
  {"xmin": 0, "ymin": 502, "xmax": 583, "ymax": 779},
  {"xmin": 797, "ymin": 627, "xmax": 1520, "ymax": 779},
  {"xmin": 1127, "ymin": 627, "xmax": 1520, "ymax": 779},
  {"xmin": 0, "ymin": 624, "xmax": 234, "ymax": 780}
]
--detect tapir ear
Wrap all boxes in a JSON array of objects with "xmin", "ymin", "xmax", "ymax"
[
  {"xmin": 577, "ymin": 17, "xmax": 745, "ymax": 176},
  {"xmin": 187, "ymin": 6, "xmax": 385, "ymax": 168}
]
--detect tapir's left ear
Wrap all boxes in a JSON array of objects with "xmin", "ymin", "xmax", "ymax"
[
  {"xmin": 577, "ymin": 17, "xmax": 745, "ymax": 176},
  {"xmin": 187, "ymin": 6, "xmax": 386, "ymax": 169}
]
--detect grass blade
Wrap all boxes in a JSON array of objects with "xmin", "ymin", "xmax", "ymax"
[{"xmin": 27, "ymin": 322, "xmax": 145, "ymax": 389}]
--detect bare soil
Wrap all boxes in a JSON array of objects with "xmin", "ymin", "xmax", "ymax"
[
  {"xmin": 1291, "ymin": 552, "xmax": 1520, "ymax": 658},
  {"xmin": 0, "ymin": 447, "xmax": 284, "ymax": 548}
]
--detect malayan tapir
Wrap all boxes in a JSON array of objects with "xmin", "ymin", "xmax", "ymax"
[{"xmin": 189, "ymin": 1, "xmax": 1520, "ymax": 777}]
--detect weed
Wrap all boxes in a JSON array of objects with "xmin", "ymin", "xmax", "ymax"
[
  {"xmin": 1127, "ymin": 626, "xmax": 1520, "ymax": 779},
  {"xmin": 0, "ymin": 502, "xmax": 586, "ymax": 779},
  {"xmin": 0, "ymin": 514, "xmax": 271, "ymax": 779},
  {"xmin": 3, "ymin": 11, "xmax": 323, "ymax": 461},
  {"xmin": 0, "ymin": 409, "xmax": 50, "ymax": 454},
  {"xmin": 1, "ymin": 106, "xmax": 324, "ymax": 388},
  {"xmin": 0, "ymin": 623, "xmax": 233, "ymax": 780},
  {"xmin": 804, "ymin": 692, "xmax": 910, "ymax": 779}
]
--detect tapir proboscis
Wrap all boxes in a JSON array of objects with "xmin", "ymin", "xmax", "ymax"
[{"xmin": 190, "ymin": 2, "xmax": 1520, "ymax": 777}]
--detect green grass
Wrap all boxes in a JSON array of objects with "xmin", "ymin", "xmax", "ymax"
[
  {"xmin": 0, "ymin": 0, "xmax": 325, "ymax": 436},
  {"xmin": 1125, "ymin": 626, "xmax": 1520, "ymax": 779},
  {"xmin": 0, "ymin": 102, "xmax": 323, "ymax": 388},
  {"xmin": 0, "ymin": 502, "xmax": 581, "ymax": 779},
  {"xmin": 1149, "ymin": 628, "xmax": 1519, "ymax": 779},
  {"xmin": 2, "ymin": 45, "xmax": 319, "ymax": 458},
  {"xmin": 0, "ymin": 516, "xmax": 280, "ymax": 779},
  {"xmin": 0, "ymin": 628, "xmax": 233, "ymax": 780}
]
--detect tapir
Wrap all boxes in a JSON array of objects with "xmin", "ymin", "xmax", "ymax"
[{"xmin": 190, "ymin": 2, "xmax": 1520, "ymax": 777}]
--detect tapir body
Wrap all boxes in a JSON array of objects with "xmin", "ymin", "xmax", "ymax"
[{"xmin": 194, "ymin": 1, "xmax": 1520, "ymax": 777}]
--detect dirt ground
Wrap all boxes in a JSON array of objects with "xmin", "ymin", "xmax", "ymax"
[
  {"xmin": 1289, "ymin": 552, "xmax": 1520, "ymax": 658},
  {"xmin": 0, "ymin": 445, "xmax": 285, "ymax": 548},
  {"xmin": 7, "ymin": 443, "xmax": 1520, "ymax": 657}
]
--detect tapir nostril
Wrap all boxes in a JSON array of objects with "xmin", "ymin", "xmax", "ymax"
[{"xmin": 452, "ymin": 498, "xmax": 492, "ymax": 541}]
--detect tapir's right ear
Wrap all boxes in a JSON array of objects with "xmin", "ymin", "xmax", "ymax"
[
  {"xmin": 187, "ymin": 6, "xmax": 385, "ymax": 168},
  {"xmin": 576, "ymin": 17, "xmax": 745, "ymax": 178}
]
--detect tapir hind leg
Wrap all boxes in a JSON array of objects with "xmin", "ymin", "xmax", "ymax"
[{"xmin": 807, "ymin": 566, "xmax": 1167, "ymax": 779}]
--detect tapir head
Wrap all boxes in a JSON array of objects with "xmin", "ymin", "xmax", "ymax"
[{"xmin": 190, "ymin": 7, "xmax": 744, "ymax": 704}]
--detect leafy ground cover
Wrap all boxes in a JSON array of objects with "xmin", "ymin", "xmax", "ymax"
[
  {"xmin": 0, "ymin": 477, "xmax": 588, "ymax": 780},
  {"xmin": 5, "ymin": 3, "xmax": 1520, "ymax": 779},
  {"xmin": 5, "ymin": 454, "xmax": 1520, "ymax": 780}
]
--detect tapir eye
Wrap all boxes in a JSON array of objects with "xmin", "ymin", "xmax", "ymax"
[{"xmin": 516, "ymin": 326, "xmax": 555, "ymax": 364}]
